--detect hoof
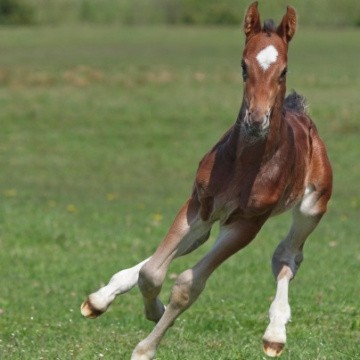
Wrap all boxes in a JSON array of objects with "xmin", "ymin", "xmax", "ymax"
[
  {"xmin": 263, "ymin": 340, "xmax": 285, "ymax": 357},
  {"xmin": 131, "ymin": 343, "xmax": 156, "ymax": 360},
  {"xmin": 144, "ymin": 298, "xmax": 166, "ymax": 323},
  {"xmin": 80, "ymin": 298, "xmax": 105, "ymax": 319}
]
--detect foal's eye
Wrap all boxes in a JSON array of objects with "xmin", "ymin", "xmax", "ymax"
[
  {"xmin": 279, "ymin": 67, "xmax": 288, "ymax": 82},
  {"xmin": 241, "ymin": 60, "xmax": 248, "ymax": 81}
]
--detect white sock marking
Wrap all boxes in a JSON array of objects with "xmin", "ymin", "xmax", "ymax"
[
  {"xmin": 263, "ymin": 276, "xmax": 291, "ymax": 344},
  {"xmin": 89, "ymin": 258, "xmax": 150, "ymax": 311},
  {"xmin": 256, "ymin": 45, "xmax": 278, "ymax": 71}
]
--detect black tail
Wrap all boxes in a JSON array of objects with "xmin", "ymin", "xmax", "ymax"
[{"xmin": 284, "ymin": 91, "xmax": 308, "ymax": 114}]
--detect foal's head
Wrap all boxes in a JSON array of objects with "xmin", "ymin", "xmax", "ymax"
[{"xmin": 241, "ymin": 2, "xmax": 297, "ymax": 137}]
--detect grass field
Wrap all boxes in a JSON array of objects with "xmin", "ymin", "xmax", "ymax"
[
  {"xmin": 11, "ymin": 0, "xmax": 360, "ymax": 27},
  {"xmin": 0, "ymin": 24, "xmax": 359, "ymax": 359}
]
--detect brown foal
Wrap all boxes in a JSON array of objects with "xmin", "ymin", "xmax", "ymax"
[{"xmin": 81, "ymin": 2, "xmax": 332, "ymax": 358}]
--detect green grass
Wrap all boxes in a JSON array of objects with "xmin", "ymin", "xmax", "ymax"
[
  {"xmin": 0, "ymin": 25, "xmax": 359, "ymax": 359},
  {"xmin": 10, "ymin": 0, "xmax": 360, "ymax": 27}
]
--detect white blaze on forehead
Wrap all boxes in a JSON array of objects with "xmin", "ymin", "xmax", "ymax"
[{"xmin": 256, "ymin": 45, "xmax": 278, "ymax": 71}]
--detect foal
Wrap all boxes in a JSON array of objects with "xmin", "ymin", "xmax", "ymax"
[{"xmin": 81, "ymin": 2, "xmax": 332, "ymax": 358}]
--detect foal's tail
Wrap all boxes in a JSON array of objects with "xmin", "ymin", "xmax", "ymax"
[{"xmin": 284, "ymin": 91, "xmax": 308, "ymax": 114}]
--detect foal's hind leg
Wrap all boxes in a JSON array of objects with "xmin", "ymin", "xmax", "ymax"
[{"xmin": 263, "ymin": 186, "xmax": 329, "ymax": 357}]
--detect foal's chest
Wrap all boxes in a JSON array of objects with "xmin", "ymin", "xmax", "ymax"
[{"xmin": 195, "ymin": 142, "xmax": 306, "ymax": 223}]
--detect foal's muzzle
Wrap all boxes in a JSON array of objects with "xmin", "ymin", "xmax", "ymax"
[{"xmin": 244, "ymin": 108, "xmax": 271, "ymax": 137}]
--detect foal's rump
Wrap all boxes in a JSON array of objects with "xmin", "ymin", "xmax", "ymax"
[
  {"xmin": 284, "ymin": 91, "xmax": 332, "ymax": 217},
  {"xmin": 284, "ymin": 90, "xmax": 317, "ymax": 146}
]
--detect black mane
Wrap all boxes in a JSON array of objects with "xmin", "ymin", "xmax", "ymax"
[{"xmin": 263, "ymin": 19, "xmax": 275, "ymax": 35}]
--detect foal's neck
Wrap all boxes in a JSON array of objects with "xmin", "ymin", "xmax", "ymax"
[{"xmin": 228, "ymin": 96, "xmax": 286, "ymax": 162}]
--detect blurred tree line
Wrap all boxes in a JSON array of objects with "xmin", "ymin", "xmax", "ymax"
[{"xmin": 0, "ymin": 0, "xmax": 359, "ymax": 27}]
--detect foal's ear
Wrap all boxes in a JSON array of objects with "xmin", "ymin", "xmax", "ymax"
[
  {"xmin": 243, "ymin": 1, "xmax": 261, "ymax": 42},
  {"xmin": 277, "ymin": 6, "xmax": 297, "ymax": 43}
]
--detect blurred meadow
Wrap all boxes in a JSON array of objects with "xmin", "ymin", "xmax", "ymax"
[{"xmin": 0, "ymin": 0, "xmax": 359, "ymax": 359}]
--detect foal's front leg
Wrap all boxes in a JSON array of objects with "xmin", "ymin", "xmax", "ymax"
[
  {"xmin": 81, "ymin": 197, "xmax": 210, "ymax": 320},
  {"xmin": 137, "ymin": 198, "xmax": 211, "ymax": 323},
  {"xmin": 81, "ymin": 258, "xmax": 150, "ymax": 318},
  {"xmin": 263, "ymin": 206, "xmax": 324, "ymax": 357}
]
